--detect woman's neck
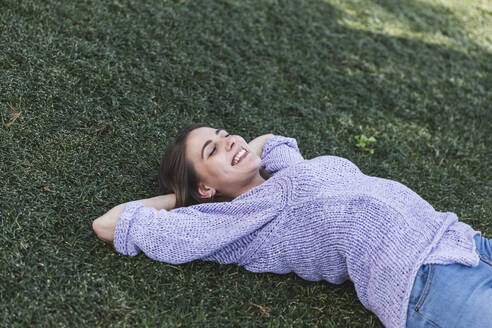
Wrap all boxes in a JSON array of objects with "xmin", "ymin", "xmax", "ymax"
[{"xmin": 232, "ymin": 172, "xmax": 266, "ymax": 198}]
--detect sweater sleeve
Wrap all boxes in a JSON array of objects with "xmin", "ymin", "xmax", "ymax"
[
  {"xmin": 113, "ymin": 196, "xmax": 280, "ymax": 264},
  {"xmin": 260, "ymin": 135, "xmax": 304, "ymax": 174}
]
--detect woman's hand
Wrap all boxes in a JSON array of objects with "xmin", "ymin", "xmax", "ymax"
[
  {"xmin": 247, "ymin": 134, "xmax": 274, "ymax": 157},
  {"xmin": 92, "ymin": 194, "xmax": 176, "ymax": 243}
]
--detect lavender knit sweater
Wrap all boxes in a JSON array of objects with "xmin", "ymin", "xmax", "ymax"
[{"xmin": 114, "ymin": 135, "xmax": 480, "ymax": 328}]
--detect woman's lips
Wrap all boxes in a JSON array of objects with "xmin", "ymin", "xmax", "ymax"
[
  {"xmin": 232, "ymin": 147, "xmax": 248, "ymax": 166},
  {"xmin": 235, "ymin": 150, "xmax": 248, "ymax": 166}
]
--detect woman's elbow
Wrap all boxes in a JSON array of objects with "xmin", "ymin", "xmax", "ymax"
[
  {"xmin": 92, "ymin": 204, "xmax": 125, "ymax": 243},
  {"xmin": 92, "ymin": 215, "xmax": 115, "ymax": 243}
]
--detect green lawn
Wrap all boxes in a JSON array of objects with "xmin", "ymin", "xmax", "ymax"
[{"xmin": 1, "ymin": 0, "xmax": 491, "ymax": 326}]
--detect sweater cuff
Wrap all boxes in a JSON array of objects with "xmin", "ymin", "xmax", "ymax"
[{"xmin": 113, "ymin": 201, "xmax": 145, "ymax": 256}]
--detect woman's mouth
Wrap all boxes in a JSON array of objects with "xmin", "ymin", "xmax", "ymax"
[{"xmin": 232, "ymin": 148, "xmax": 248, "ymax": 166}]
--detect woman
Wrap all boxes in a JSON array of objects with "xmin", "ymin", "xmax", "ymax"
[{"xmin": 93, "ymin": 123, "xmax": 492, "ymax": 328}]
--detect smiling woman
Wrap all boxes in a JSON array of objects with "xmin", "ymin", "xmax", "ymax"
[
  {"xmin": 184, "ymin": 126, "xmax": 267, "ymax": 200},
  {"xmin": 92, "ymin": 123, "xmax": 492, "ymax": 328},
  {"xmin": 158, "ymin": 123, "xmax": 273, "ymax": 208}
]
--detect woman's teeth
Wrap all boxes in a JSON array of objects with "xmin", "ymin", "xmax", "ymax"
[{"xmin": 232, "ymin": 149, "xmax": 247, "ymax": 166}]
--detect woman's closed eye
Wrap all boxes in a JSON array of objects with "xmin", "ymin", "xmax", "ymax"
[{"xmin": 210, "ymin": 134, "xmax": 230, "ymax": 156}]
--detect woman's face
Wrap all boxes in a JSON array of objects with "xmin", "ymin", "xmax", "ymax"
[{"xmin": 185, "ymin": 127, "xmax": 263, "ymax": 199}]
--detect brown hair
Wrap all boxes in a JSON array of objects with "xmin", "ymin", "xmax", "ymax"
[{"xmin": 158, "ymin": 123, "xmax": 271, "ymax": 208}]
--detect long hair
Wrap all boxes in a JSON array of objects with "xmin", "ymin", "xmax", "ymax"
[{"xmin": 158, "ymin": 123, "xmax": 271, "ymax": 208}]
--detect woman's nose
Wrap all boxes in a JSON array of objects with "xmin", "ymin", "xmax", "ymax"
[{"xmin": 225, "ymin": 136, "xmax": 235, "ymax": 151}]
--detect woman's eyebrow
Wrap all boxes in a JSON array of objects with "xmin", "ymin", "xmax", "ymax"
[{"xmin": 201, "ymin": 129, "xmax": 224, "ymax": 159}]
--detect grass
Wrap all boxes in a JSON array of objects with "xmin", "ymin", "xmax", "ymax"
[{"xmin": 1, "ymin": 0, "xmax": 491, "ymax": 326}]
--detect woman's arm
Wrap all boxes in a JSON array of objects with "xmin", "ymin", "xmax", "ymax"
[
  {"xmin": 247, "ymin": 134, "xmax": 274, "ymax": 157},
  {"xmin": 92, "ymin": 193, "xmax": 176, "ymax": 243}
]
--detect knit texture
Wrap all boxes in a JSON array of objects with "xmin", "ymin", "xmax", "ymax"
[{"xmin": 114, "ymin": 135, "xmax": 480, "ymax": 328}]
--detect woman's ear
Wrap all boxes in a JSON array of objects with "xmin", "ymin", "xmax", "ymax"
[{"xmin": 197, "ymin": 182, "xmax": 216, "ymax": 199}]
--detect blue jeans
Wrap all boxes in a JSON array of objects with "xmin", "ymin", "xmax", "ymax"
[{"xmin": 406, "ymin": 234, "xmax": 492, "ymax": 327}]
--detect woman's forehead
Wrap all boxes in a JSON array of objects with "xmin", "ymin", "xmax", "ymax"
[
  {"xmin": 186, "ymin": 127, "xmax": 217, "ymax": 158},
  {"xmin": 189, "ymin": 127, "xmax": 217, "ymax": 144}
]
